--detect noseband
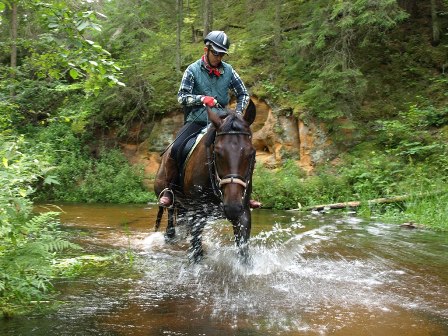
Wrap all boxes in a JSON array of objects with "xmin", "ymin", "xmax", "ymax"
[{"xmin": 207, "ymin": 130, "xmax": 255, "ymax": 201}]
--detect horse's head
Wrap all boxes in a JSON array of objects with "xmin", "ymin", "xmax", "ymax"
[{"xmin": 207, "ymin": 100, "xmax": 256, "ymax": 221}]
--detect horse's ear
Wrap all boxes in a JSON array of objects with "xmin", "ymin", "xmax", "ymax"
[
  {"xmin": 207, "ymin": 106, "xmax": 222, "ymax": 129},
  {"xmin": 243, "ymin": 99, "xmax": 256, "ymax": 125}
]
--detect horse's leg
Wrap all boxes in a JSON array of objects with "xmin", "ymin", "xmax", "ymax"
[
  {"xmin": 232, "ymin": 207, "xmax": 252, "ymax": 263},
  {"xmin": 154, "ymin": 206, "xmax": 164, "ymax": 232},
  {"xmin": 165, "ymin": 207, "xmax": 176, "ymax": 241},
  {"xmin": 189, "ymin": 214, "xmax": 206, "ymax": 263}
]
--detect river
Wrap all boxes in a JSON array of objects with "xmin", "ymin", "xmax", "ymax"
[{"xmin": 1, "ymin": 203, "xmax": 447, "ymax": 335}]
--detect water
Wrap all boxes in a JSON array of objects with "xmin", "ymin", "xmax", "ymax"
[{"xmin": 1, "ymin": 204, "xmax": 448, "ymax": 335}]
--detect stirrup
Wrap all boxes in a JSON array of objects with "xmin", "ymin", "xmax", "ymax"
[{"xmin": 158, "ymin": 188, "xmax": 174, "ymax": 208}]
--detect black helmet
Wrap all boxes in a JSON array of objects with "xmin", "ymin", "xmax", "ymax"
[{"xmin": 204, "ymin": 31, "xmax": 230, "ymax": 54}]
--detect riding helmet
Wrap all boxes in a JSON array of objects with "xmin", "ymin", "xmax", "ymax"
[{"xmin": 204, "ymin": 31, "xmax": 230, "ymax": 54}]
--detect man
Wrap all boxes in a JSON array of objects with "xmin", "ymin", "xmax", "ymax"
[{"xmin": 158, "ymin": 30, "xmax": 261, "ymax": 208}]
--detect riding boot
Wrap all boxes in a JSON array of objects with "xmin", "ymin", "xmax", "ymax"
[{"xmin": 158, "ymin": 158, "xmax": 178, "ymax": 208}]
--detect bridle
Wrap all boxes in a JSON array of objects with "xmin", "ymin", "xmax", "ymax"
[{"xmin": 207, "ymin": 130, "xmax": 256, "ymax": 202}]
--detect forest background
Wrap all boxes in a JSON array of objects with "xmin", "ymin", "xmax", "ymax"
[{"xmin": 1, "ymin": 0, "xmax": 448, "ymax": 315}]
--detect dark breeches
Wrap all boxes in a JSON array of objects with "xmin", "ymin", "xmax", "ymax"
[{"xmin": 170, "ymin": 122, "xmax": 205, "ymax": 164}]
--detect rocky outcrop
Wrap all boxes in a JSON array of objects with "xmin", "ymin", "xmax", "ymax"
[
  {"xmin": 119, "ymin": 97, "xmax": 337, "ymax": 189},
  {"xmin": 250, "ymin": 97, "xmax": 335, "ymax": 173}
]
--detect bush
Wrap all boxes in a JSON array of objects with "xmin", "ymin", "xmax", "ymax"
[
  {"xmin": 0, "ymin": 136, "xmax": 79, "ymax": 316},
  {"xmin": 381, "ymin": 190, "xmax": 448, "ymax": 231},
  {"xmin": 40, "ymin": 147, "xmax": 152, "ymax": 204},
  {"xmin": 31, "ymin": 122, "xmax": 152, "ymax": 203},
  {"xmin": 253, "ymin": 160, "xmax": 349, "ymax": 209},
  {"xmin": 78, "ymin": 149, "xmax": 151, "ymax": 203},
  {"xmin": 337, "ymin": 152, "xmax": 404, "ymax": 200}
]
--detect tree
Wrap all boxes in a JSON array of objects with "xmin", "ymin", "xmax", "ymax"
[
  {"xmin": 292, "ymin": 0, "xmax": 408, "ymax": 121},
  {"xmin": 9, "ymin": 1, "xmax": 17, "ymax": 97},
  {"xmin": 430, "ymin": 0, "xmax": 441, "ymax": 46},
  {"xmin": 0, "ymin": 0, "xmax": 124, "ymax": 99},
  {"xmin": 203, "ymin": 0, "xmax": 212, "ymax": 37},
  {"xmin": 176, "ymin": 0, "xmax": 183, "ymax": 73},
  {"xmin": 274, "ymin": 0, "xmax": 281, "ymax": 49}
]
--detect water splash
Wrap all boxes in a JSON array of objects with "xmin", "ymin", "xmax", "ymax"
[{"xmin": 134, "ymin": 216, "xmax": 448, "ymax": 334}]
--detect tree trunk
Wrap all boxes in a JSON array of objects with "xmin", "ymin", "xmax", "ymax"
[
  {"xmin": 176, "ymin": 0, "xmax": 182, "ymax": 73},
  {"xmin": 274, "ymin": 0, "xmax": 281, "ymax": 49},
  {"xmin": 10, "ymin": 1, "xmax": 18, "ymax": 97},
  {"xmin": 203, "ymin": 0, "xmax": 212, "ymax": 37},
  {"xmin": 288, "ymin": 191, "xmax": 446, "ymax": 212},
  {"xmin": 397, "ymin": 0, "xmax": 418, "ymax": 16},
  {"xmin": 430, "ymin": 0, "xmax": 440, "ymax": 46}
]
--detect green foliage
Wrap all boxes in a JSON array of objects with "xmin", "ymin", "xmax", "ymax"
[
  {"xmin": 253, "ymin": 160, "xmax": 349, "ymax": 209},
  {"xmin": 0, "ymin": 0, "xmax": 124, "ymax": 107},
  {"xmin": 288, "ymin": 0, "xmax": 407, "ymax": 121},
  {"xmin": 252, "ymin": 100, "xmax": 448, "ymax": 228},
  {"xmin": 0, "ymin": 100, "xmax": 23, "ymax": 134},
  {"xmin": 28, "ymin": 121, "xmax": 152, "ymax": 203},
  {"xmin": 381, "ymin": 192, "xmax": 448, "ymax": 231},
  {"xmin": 337, "ymin": 152, "xmax": 404, "ymax": 199},
  {"xmin": 30, "ymin": 2, "xmax": 124, "ymax": 90},
  {"xmin": 3, "ymin": 80, "xmax": 74, "ymax": 129},
  {"xmin": 0, "ymin": 136, "xmax": 79, "ymax": 316},
  {"xmin": 86, "ymin": 0, "xmax": 180, "ymax": 128},
  {"xmin": 76, "ymin": 149, "xmax": 151, "ymax": 203},
  {"xmin": 376, "ymin": 102, "xmax": 448, "ymax": 175},
  {"xmin": 300, "ymin": 68, "xmax": 367, "ymax": 120}
]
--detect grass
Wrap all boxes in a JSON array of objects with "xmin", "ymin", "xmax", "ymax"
[
  {"xmin": 252, "ymin": 160, "xmax": 448, "ymax": 231},
  {"xmin": 380, "ymin": 192, "xmax": 448, "ymax": 231}
]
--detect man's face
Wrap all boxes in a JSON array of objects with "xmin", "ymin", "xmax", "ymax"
[{"xmin": 204, "ymin": 46, "xmax": 225, "ymax": 67}]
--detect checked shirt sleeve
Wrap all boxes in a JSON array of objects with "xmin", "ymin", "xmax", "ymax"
[
  {"xmin": 230, "ymin": 69, "xmax": 249, "ymax": 114},
  {"xmin": 177, "ymin": 68, "xmax": 203, "ymax": 106}
]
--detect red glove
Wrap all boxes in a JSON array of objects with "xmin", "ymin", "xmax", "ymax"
[{"xmin": 201, "ymin": 96, "xmax": 217, "ymax": 107}]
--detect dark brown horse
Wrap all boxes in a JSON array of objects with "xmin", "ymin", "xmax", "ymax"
[{"xmin": 154, "ymin": 100, "xmax": 256, "ymax": 262}]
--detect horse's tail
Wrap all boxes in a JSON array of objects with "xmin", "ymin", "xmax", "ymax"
[{"xmin": 154, "ymin": 206, "xmax": 164, "ymax": 231}]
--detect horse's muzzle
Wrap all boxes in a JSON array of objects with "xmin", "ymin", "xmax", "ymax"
[{"xmin": 223, "ymin": 202, "xmax": 244, "ymax": 220}]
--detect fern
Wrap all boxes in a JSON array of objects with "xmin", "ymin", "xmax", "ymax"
[
  {"xmin": 43, "ymin": 239, "xmax": 80, "ymax": 253},
  {"xmin": 0, "ymin": 136, "xmax": 84, "ymax": 315},
  {"xmin": 0, "ymin": 209, "xmax": 81, "ymax": 313},
  {"xmin": 22, "ymin": 212, "xmax": 60, "ymax": 233}
]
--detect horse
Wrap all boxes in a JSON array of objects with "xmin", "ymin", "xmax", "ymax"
[{"xmin": 154, "ymin": 100, "xmax": 257, "ymax": 262}]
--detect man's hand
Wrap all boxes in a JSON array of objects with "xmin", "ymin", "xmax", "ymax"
[{"xmin": 201, "ymin": 96, "xmax": 217, "ymax": 107}]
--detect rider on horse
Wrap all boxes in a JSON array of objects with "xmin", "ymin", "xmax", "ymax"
[{"xmin": 158, "ymin": 30, "xmax": 261, "ymax": 209}]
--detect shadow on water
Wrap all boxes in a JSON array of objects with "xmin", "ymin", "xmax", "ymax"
[{"xmin": 1, "ymin": 203, "xmax": 448, "ymax": 335}]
